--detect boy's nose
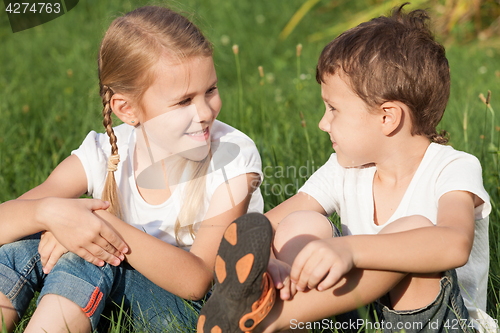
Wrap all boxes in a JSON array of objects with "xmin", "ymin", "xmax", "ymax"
[{"xmin": 318, "ymin": 112, "xmax": 330, "ymax": 132}]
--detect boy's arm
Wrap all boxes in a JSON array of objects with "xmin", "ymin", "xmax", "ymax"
[
  {"xmin": 265, "ymin": 192, "xmax": 327, "ymax": 230},
  {"xmin": 354, "ymin": 190, "xmax": 474, "ymax": 271},
  {"xmin": 291, "ymin": 190, "xmax": 475, "ymax": 291}
]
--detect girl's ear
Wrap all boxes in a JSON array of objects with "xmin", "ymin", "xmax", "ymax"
[
  {"xmin": 110, "ymin": 93, "xmax": 139, "ymax": 126},
  {"xmin": 379, "ymin": 101, "xmax": 404, "ymax": 136}
]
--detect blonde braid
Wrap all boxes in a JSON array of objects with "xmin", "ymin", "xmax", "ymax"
[
  {"xmin": 100, "ymin": 85, "xmax": 123, "ymax": 218},
  {"xmin": 96, "ymin": 6, "xmax": 215, "ymax": 239}
]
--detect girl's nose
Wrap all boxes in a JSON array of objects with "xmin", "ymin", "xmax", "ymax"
[{"xmin": 194, "ymin": 102, "xmax": 214, "ymax": 123}]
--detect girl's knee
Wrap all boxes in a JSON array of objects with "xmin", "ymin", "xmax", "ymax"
[
  {"xmin": 274, "ymin": 211, "xmax": 333, "ymax": 251},
  {"xmin": 27, "ymin": 294, "xmax": 92, "ymax": 333},
  {"xmin": 379, "ymin": 215, "xmax": 434, "ymax": 235}
]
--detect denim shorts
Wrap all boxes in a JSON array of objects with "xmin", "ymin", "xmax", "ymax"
[
  {"xmin": 328, "ymin": 226, "xmax": 472, "ymax": 333},
  {"xmin": 333, "ymin": 270, "xmax": 472, "ymax": 332},
  {"xmin": 0, "ymin": 234, "xmax": 206, "ymax": 332}
]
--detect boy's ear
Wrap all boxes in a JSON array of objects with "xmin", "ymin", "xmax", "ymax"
[
  {"xmin": 109, "ymin": 93, "xmax": 139, "ymax": 126},
  {"xmin": 379, "ymin": 101, "xmax": 404, "ymax": 136}
]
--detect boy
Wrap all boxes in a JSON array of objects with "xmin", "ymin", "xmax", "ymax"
[{"xmin": 198, "ymin": 4, "xmax": 495, "ymax": 332}]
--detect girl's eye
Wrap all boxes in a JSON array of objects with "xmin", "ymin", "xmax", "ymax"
[
  {"xmin": 178, "ymin": 98, "xmax": 191, "ymax": 106},
  {"xmin": 328, "ymin": 104, "xmax": 336, "ymax": 112}
]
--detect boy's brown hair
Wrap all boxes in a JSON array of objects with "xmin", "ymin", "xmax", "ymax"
[{"xmin": 316, "ymin": 3, "xmax": 450, "ymax": 144}]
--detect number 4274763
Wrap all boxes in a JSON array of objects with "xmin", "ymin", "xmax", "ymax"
[{"xmin": 5, "ymin": 2, "xmax": 61, "ymax": 14}]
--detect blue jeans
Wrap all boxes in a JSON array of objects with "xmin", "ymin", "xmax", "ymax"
[
  {"xmin": 0, "ymin": 234, "xmax": 206, "ymax": 332},
  {"xmin": 328, "ymin": 225, "xmax": 472, "ymax": 333},
  {"xmin": 333, "ymin": 270, "xmax": 472, "ymax": 332}
]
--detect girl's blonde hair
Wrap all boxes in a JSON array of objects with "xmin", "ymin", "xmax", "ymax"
[{"xmin": 98, "ymin": 6, "xmax": 213, "ymax": 244}]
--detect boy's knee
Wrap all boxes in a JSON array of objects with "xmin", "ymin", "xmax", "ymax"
[
  {"xmin": 379, "ymin": 215, "xmax": 434, "ymax": 234},
  {"xmin": 274, "ymin": 211, "xmax": 333, "ymax": 250}
]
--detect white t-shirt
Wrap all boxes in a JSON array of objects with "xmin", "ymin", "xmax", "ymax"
[
  {"xmin": 299, "ymin": 143, "xmax": 493, "ymax": 327},
  {"xmin": 72, "ymin": 120, "xmax": 264, "ymax": 248}
]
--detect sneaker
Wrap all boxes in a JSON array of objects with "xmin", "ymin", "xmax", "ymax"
[{"xmin": 197, "ymin": 213, "xmax": 276, "ymax": 333}]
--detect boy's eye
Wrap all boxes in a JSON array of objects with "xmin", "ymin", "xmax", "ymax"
[
  {"xmin": 328, "ymin": 104, "xmax": 336, "ymax": 112},
  {"xmin": 206, "ymin": 86, "xmax": 217, "ymax": 95}
]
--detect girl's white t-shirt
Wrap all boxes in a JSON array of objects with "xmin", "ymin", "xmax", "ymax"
[
  {"xmin": 299, "ymin": 143, "xmax": 492, "ymax": 327},
  {"xmin": 72, "ymin": 120, "xmax": 264, "ymax": 248}
]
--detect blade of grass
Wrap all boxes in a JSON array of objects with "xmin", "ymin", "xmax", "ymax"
[
  {"xmin": 233, "ymin": 45, "xmax": 243, "ymax": 122},
  {"xmin": 307, "ymin": 0, "xmax": 428, "ymax": 42},
  {"xmin": 2, "ymin": 314, "xmax": 7, "ymax": 333},
  {"xmin": 279, "ymin": 0, "xmax": 323, "ymax": 40}
]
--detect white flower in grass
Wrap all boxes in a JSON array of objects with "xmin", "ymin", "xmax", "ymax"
[{"xmin": 220, "ymin": 35, "xmax": 230, "ymax": 46}]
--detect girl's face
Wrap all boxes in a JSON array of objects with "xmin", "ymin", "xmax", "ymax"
[
  {"xmin": 319, "ymin": 72, "xmax": 383, "ymax": 168},
  {"xmin": 138, "ymin": 55, "xmax": 221, "ymax": 161}
]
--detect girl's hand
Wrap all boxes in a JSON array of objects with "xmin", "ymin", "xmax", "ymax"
[
  {"xmin": 268, "ymin": 258, "xmax": 297, "ymax": 300},
  {"xmin": 38, "ymin": 197, "xmax": 128, "ymax": 268},
  {"xmin": 38, "ymin": 231, "xmax": 68, "ymax": 274},
  {"xmin": 290, "ymin": 238, "xmax": 354, "ymax": 292}
]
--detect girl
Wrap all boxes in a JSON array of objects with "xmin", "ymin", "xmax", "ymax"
[{"xmin": 0, "ymin": 6, "xmax": 263, "ymax": 332}]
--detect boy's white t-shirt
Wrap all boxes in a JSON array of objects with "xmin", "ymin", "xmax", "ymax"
[
  {"xmin": 299, "ymin": 143, "xmax": 492, "ymax": 327},
  {"xmin": 72, "ymin": 120, "xmax": 264, "ymax": 248}
]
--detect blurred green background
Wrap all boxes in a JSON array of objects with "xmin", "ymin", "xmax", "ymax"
[{"xmin": 1, "ymin": 0, "xmax": 499, "ymax": 331}]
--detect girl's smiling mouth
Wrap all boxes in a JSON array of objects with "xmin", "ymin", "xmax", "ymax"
[{"xmin": 186, "ymin": 126, "xmax": 210, "ymax": 141}]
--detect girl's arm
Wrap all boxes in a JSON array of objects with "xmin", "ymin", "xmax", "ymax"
[
  {"xmin": 94, "ymin": 172, "xmax": 260, "ymax": 301},
  {"xmin": 0, "ymin": 155, "xmax": 128, "ymax": 266},
  {"xmin": 0, "ymin": 155, "xmax": 87, "ymax": 243},
  {"xmin": 290, "ymin": 190, "xmax": 475, "ymax": 291}
]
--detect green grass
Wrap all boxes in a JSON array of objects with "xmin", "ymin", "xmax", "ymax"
[{"xmin": 1, "ymin": 0, "xmax": 499, "ymax": 332}]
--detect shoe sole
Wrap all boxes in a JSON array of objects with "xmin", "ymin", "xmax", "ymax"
[{"xmin": 198, "ymin": 213, "xmax": 274, "ymax": 333}]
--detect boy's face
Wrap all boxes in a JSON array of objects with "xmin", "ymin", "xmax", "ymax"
[{"xmin": 319, "ymin": 72, "xmax": 383, "ymax": 168}]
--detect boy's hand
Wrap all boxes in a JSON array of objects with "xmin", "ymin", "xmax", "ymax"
[
  {"xmin": 38, "ymin": 231, "xmax": 68, "ymax": 274},
  {"xmin": 39, "ymin": 197, "xmax": 128, "ymax": 268},
  {"xmin": 268, "ymin": 258, "xmax": 297, "ymax": 300},
  {"xmin": 290, "ymin": 238, "xmax": 354, "ymax": 292}
]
